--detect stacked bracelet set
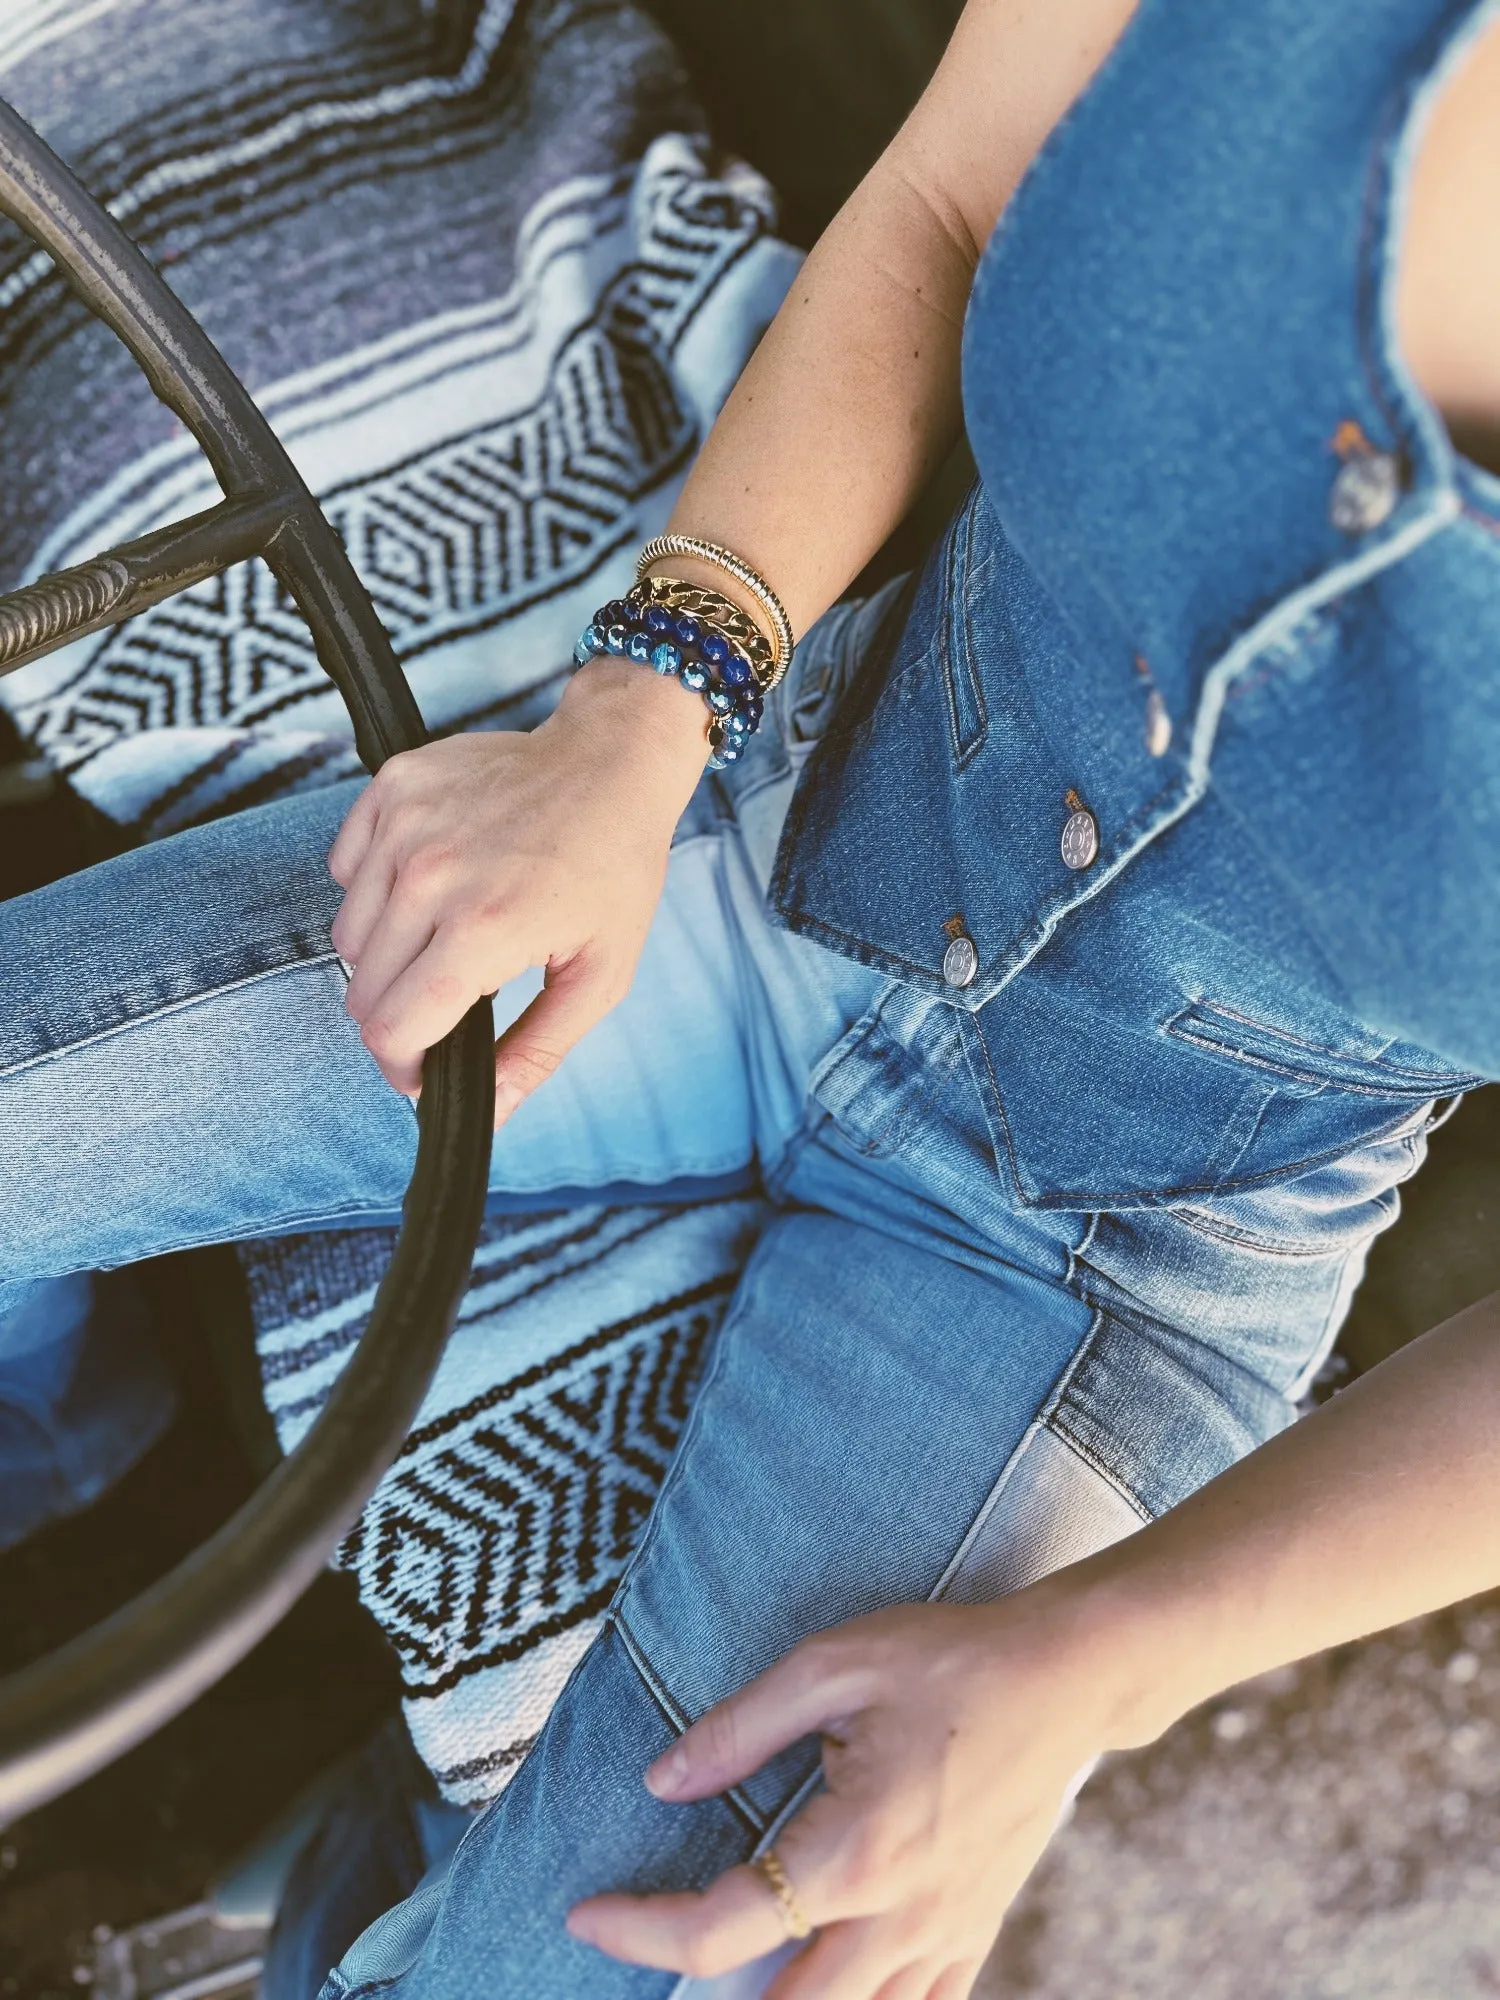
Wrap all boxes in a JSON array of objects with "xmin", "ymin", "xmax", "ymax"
[{"xmin": 572, "ymin": 536, "xmax": 793, "ymax": 770}]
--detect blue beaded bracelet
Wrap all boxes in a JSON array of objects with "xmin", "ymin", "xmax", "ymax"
[{"xmin": 573, "ymin": 591, "xmax": 765, "ymax": 769}]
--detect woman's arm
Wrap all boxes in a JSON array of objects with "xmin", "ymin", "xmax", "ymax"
[
  {"xmin": 567, "ymin": 1290, "xmax": 1500, "ymax": 1997},
  {"xmin": 328, "ymin": 0, "xmax": 1137, "ymax": 1116},
  {"xmin": 649, "ymin": 0, "xmax": 1138, "ymax": 632}
]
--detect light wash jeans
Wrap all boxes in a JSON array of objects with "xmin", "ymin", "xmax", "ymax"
[{"xmin": 0, "ymin": 591, "xmax": 1439, "ymax": 1997}]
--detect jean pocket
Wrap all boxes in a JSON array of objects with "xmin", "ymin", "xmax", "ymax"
[
  {"xmin": 1162, "ymin": 998, "xmax": 1485, "ymax": 1100},
  {"xmin": 968, "ymin": 976, "xmax": 1480, "ymax": 1211}
]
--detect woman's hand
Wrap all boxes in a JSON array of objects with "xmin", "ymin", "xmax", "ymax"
[
  {"xmin": 566, "ymin": 1590, "xmax": 1139, "ymax": 1998},
  {"xmin": 328, "ymin": 660, "xmax": 710, "ymax": 1121}
]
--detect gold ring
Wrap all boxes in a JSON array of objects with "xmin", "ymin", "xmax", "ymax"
[{"xmin": 751, "ymin": 1845, "xmax": 813, "ymax": 1940}]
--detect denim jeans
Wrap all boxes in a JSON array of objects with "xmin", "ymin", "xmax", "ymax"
[
  {"xmin": 0, "ymin": 1270, "xmax": 175, "ymax": 1550},
  {"xmin": 0, "ymin": 591, "xmax": 1438, "ymax": 1998}
]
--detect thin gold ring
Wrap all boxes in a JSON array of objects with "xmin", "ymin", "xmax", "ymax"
[{"xmin": 751, "ymin": 1845, "xmax": 813, "ymax": 1941}]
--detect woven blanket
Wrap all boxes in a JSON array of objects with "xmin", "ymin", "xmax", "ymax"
[{"xmin": 0, "ymin": 0, "xmax": 793, "ymax": 1802}]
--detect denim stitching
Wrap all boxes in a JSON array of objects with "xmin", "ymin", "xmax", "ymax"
[
  {"xmin": 1165, "ymin": 1190, "xmax": 1400, "ymax": 1258},
  {"xmin": 0, "ymin": 946, "xmax": 343, "ymax": 1079},
  {"xmin": 1164, "ymin": 997, "xmax": 1483, "ymax": 1093},
  {"xmin": 937, "ymin": 497, "xmax": 990, "ymax": 768},
  {"xmin": 965, "ymin": 1008, "xmax": 1439, "ymax": 1207},
  {"xmin": 610, "ymin": 1609, "xmax": 766, "ymax": 1835}
]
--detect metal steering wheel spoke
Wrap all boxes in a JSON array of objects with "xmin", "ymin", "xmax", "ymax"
[
  {"xmin": 0, "ymin": 100, "xmax": 495, "ymax": 1825},
  {"xmin": 0, "ymin": 491, "xmax": 291, "ymax": 677}
]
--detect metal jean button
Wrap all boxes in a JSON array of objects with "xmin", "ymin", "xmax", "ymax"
[
  {"xmin": 1329, "ymin": 451, "xmax": 1401, "ymax": 534},
  {"xmin": 942, "ymin": 934, "xmax": 978, "ymax": 988},
  {"xmin": 1060, "ymin": 807, "xmax": 1099, "ymax": 871}
]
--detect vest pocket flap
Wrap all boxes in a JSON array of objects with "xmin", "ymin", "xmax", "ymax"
[{"xmin": 1163, "ymin": 999, "xmax": 1478, "ymax": 1099}]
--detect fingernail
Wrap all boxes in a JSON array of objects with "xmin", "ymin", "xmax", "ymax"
[{"xmin": 645, "ymin": 1745, "xmax": 690, "ymax": 1797}]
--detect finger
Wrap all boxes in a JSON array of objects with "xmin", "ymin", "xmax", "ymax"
[
  {"xmin": 925, "ymin": 1960, "xmax": 984, "ymax": 2000},
  {"xmin": 330, "ymin": 838, "xmax": 398, "ymax": 968},
  {"xmin": 572, "ymin": 1775, "xmax": 891, "ymax": 1979},
  {"xmin": 490, "ymin": 951, "xmax": 621, "ymax": 1127},
  {"xmin": 343, "ymin": 889, "xmax": 439, "ymax": 1030},
  {"xmin": 765, "ymin": 1921, "xmax": 922, "ymax": 2000},
  {"xmin": 567, "ymin": 1862, "xmax": 794, "ymax": 1979},
  {"xmin": 646, "ymin": 1637, "xmax": 875, "ymax": 1804},
  {"xmin": 361, "ymin": 921, "xmax": 526, "ymax": 1097},
  {"xmin": 327, "ymin": 780, "xmax": 380, "ymax": 888}
]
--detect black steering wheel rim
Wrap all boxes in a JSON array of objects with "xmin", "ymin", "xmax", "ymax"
[{"xmin": 0, "ymin": 98, "xmax": 495, "ymax": 1826}]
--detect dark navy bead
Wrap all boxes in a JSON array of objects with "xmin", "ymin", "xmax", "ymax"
[
  {"xmin": 706, "ymin": 685, "xmax": 735, "ymax": 714},
  {"xmin": 680, "ymin": 660, "xmax": 711, "ymax": 693},
  {"xmin": 700, "ymin": 630, "xmax": 731, "ymax": 666},
  {"xmin": 604, "ymin": 623, "xmax": 630, "ymax": 655},
  {"xmin": 723, "ymin": 709, "xmax": 752, "ymax": 738},
  {"xmin": 599, "ymin": 599, "xmax": 629, "ymax": 629},
  {"xmin": 649, "ymin": 640, "xmax": 682, "ymax": 676},
  {"xmin": 626, "ymin": 630, "xmax": 653, "ymax": 663},
  {"xmin": 720, "ymin": 652, "xmax": 752, "ymax": 687},
  {"xmin": 643, "ymin": 603, "xmax": 675, "ymax": 635},
  {"xmin": 674, "ymin": 613, "xmax": 704, "ymax": 647},
  {"xmin": 740, "ymin": 692, "xmax": 765, "ymax": 723}
]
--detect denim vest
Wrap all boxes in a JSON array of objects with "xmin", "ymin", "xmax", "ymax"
[{"xmin": 771, "ymin": 0, "xmax": 1499, "ymax": 1211}]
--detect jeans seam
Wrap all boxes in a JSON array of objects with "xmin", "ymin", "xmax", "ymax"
[
  {"xmin": 929, "ymin": 1308, "xmax": 1117, "ymax": 1598},
  {"xmin": 1037, "ymin": 1415, "xmax": 1156, "ymax": 1525},
  {"xmin": 0, "ymin": 947, "xmax": 342, "ymax": 1080},
  {"xmin": 609, "ymin": 1609, "xmax": 767, "ymax": 1836}
]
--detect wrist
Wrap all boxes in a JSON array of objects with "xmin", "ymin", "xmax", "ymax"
[
  {"xmin": 1015, "ymin": 1558, "xmax": 1226, "ymax": 1755},
  {"xmin": 554, "ymin": 655, "xmax": 712, "ymax": 798}
]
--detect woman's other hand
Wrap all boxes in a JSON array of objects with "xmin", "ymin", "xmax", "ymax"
[
  {"xmin": 566, "ymin": 1589, "xmax": 1141, "ymax": 1998},
  {"xmin": 328, "ymin": 658, "xmax": 710, "ymax": 1123}
]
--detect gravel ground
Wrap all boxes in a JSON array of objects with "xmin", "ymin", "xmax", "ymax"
[{"xmin": 978, "ymin": 1593, "xmax": 1500, "ymax": 2000}]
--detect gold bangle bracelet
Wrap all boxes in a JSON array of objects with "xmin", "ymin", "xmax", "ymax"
[{"xmin": 636, "ymin": 534, "xmax": 794, "ymax": 687}]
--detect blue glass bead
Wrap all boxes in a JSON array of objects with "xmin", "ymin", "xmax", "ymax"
[
  {"xmin": 706, "ymin": 685, "xmax": 734, "ymax": 714},
  {"xmin": 674, "ymin": 613, "xmax": 703, "ymax": 647},
  {"xmin": 723, "ymin": 708, "xmax": 752, "ymax": 738},
  {"xmin": 649, "ymin": 640, "xmax": 681, "ymax": 675},
  {"xmin": 715, "ymin": 737, "xmax": 745, "ymax": 764},
  {"xmin": 719, "ymin": 652, "xmax": 752, "ymax": 687},
  {"xmin": 643, "ymin": 603, "xmax": 674, "ymax": 635},
  {"xmin": 604, "ymin": 623, "xmax": 630, "ymax": 655},
  {"xmin": 680, "ymin": 660, "xmax": 710, "ymax": 693},
  {"xmin": 699, "ymin": 630, "xmax": 730, "ymax": 666},
  {"xmin": 572, "ymin": 624, "xmax": 603, "ymax": 666},
  {"xmin": 626, "ymin": 630, "xmax": 653, "ymax": 663}
]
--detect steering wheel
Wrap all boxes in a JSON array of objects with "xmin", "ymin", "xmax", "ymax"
[{"xmin": 0, "ymin": 101, "xmax": 496, "ymax": 1826}]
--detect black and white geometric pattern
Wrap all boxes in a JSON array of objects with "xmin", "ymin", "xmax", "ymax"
[
  {"xmin": 245, "ymin": 1198, "xmax": 769, "ymax": 1806},
  {"xmin": 11, "ymin": 148, "xmax": 781, "ymax": 806}
]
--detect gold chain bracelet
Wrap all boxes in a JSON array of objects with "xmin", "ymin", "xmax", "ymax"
[
  {"xmin": 631, "ymin": 573, "xmax": 777, "ymax": 693},
  {"xmin": 636, "ymin": 534, "xmax": 794, "ymax": 688}
]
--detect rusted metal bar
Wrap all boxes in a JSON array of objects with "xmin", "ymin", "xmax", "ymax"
[{"xmin": 0, "ymin": 492, "xmax": 289, "ymax": 678}]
